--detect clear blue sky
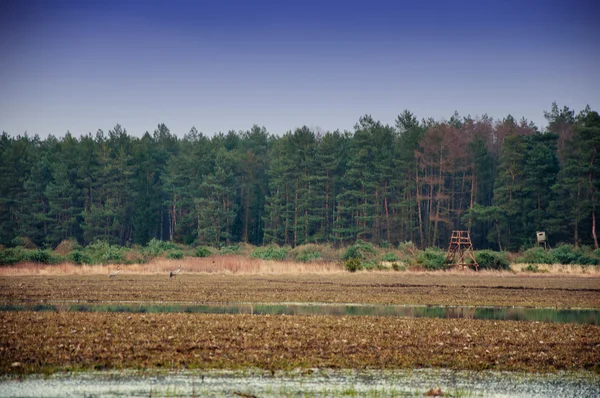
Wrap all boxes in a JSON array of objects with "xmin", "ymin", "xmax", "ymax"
[{"xmin": 1, "ymin": 0, "xmax": 598, "ymax": 137}]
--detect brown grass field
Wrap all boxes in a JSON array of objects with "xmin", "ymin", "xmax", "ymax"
[
  {"xmin": 2, "ymin": 272, "xmax": 600, "ymax": 308},
  {"xmin": 1, "ymin": 312, "xmax": 599, "ymax": 375}
]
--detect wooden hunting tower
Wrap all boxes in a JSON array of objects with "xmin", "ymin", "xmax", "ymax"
[
  {"xmin": 444, "ymin": 230, "xmax": 478, "ymax": 271},
  {"xmin": 536, "ymin": 231, "xmax": 548, "ymax": 249}
]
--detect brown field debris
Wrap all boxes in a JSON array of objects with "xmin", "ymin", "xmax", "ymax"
[
  {"xmin": 2, "ymin": 273, "xmax": 600, "ymax": 308},
  {"xmin": 1, "ymin": 312, "xmax": 599, "ymax": 375}
]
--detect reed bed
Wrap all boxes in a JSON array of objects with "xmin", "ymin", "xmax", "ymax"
[
  {"xmin": 0, "ymin": 256, "xmax": 344, "ymax": 276},
  {"xmin": 2, "ymin": 258, "xmax": 599, "ymax": 277}
]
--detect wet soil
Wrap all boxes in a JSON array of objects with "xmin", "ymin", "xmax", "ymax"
[
  {"xmin": 2, "ymin": 273, "xmax": 600, "ymax": 308},
  {"xmin": 1, "ymin": 312, "xmax": 599, "ymax": 375}
]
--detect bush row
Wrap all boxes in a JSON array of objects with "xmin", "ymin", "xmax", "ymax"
[
  {"xmin": 2, "ymin": 238, "xmax": 599, "ymax": 269},
  {"xmin": 517, "ymin": 245, "xmax": 599, "ymax": 265},
  {"xmin": 344, "ymin": 246, "xmax": 512, "ymax": 272}
]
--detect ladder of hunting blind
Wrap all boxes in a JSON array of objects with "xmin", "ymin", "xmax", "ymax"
[{"xmin": 444, "ymin": 230, "xmax": 478, "ymax": 271}]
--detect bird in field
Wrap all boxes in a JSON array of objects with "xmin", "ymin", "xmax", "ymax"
[
  {"xmin": 170, "ymin": 265, "xmax": 182, "ymax": 279},
  {"xmin": 109, "ymin": 266, "xmax": 121, "ymax": 279}
]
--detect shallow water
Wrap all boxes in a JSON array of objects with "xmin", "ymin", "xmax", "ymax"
[
  {"xmin": 1, "ymin": 369, "xmax": 598, "ymax": 397},
  {"xmin": 1, "ymin": 302, "xmax": 599, "ymax": 324}
]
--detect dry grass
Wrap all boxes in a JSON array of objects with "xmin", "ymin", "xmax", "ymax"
[
  {"xmin": 2, "ymin": 255, "xmax": 599, "ymax": 277},
  {"xmin": 1, "ymin": 311, "xmax": 599, "ymax": 375},
  {"xmin": 511, "ymin": 263, "xmax": 600, "ymax": 275},
  {"xmin": 0, "ymin": 256, "xmax": 344, "ymax": 276},
  {"xmin": 53, "ymin": 239, "xmax": 77, "ymax": 256}
]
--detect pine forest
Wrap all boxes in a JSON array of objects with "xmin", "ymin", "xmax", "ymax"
[{"xmin": 1, "ymin": 102, "xmax": 599, "ymax": 252}]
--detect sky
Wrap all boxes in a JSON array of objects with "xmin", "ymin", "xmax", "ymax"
[{"xmin": 0, "ymin": 0, "xmax": 599, "ymax": 138}]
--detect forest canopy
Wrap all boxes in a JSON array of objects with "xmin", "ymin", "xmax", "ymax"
[{"xmin": 1, "ymin": 102, "xmax": 598, "ymax": 251}]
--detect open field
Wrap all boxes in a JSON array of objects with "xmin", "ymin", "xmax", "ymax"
[
  {"xmin": 3, "ymin": 270, "xmax": 599, "ymax": 381},
  {"xmin": 1, "ymin": 311, "xmax": 599, "ymax": 375},
  {"xmin": 2, "ymin": 273, "xmax": 600, "ymax": 308}
]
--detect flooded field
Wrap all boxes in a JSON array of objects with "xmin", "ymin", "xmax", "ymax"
[
  {"xmin": 2, "ymin": 302, "xmax": 600, "ymax": 325},
  {"xmin": 1, "ymin": 369, "xmax": 599, "ymax": 397},
  {"xmin": 2, "ymin": 272, "xmax": 599, "ymax": 396}
]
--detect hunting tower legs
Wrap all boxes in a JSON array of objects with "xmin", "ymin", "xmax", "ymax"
[{"xmin": 444, "ymin": 230, "xmax": 478, "ymax": 271}]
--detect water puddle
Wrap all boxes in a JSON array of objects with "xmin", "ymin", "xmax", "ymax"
[
  {"xmin": 0, "ymin": 369, "xmax": 598, "ymax": 397},
  {"xmin": 2, "ymin": 302, "xmax": 599, "ymax": 324}
]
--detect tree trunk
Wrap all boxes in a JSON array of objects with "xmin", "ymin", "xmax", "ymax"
[
  {"xmin": 593, "ymin": 205, "xmax": 598, "ymax": 250},
  {"xmin": 574, "ymin": 180, "xmax": 580, "ymax": 247},
  {"xmin": 496, "ymin": 220, "xmax": 502, "ymax": 251},
  {"xmin": 416, "ymin": 164, "xmax": 424, "ymax": 247},
  {"xmin": 385, "ymin": 192, "xmax": 391, "ymax": 243},
  {"xmin": 325, "ymin": 172, "xmax": 330, "ymax": 242},
  {"xmin": 294, "ymin": 179, "xmax": 298, "ymax": 248},
  {"xmin": 371, "ymin": 186, "xmax": 381, "ymax": 244},
  {"xmin": 285, "ymin": 184, "xmax": 289, "ymax": 246},
  {"xmin": 468, "ymin": 170, "xmax": 476, "ymax": 230},
  {"xmin": 432, "ymin": 148, "xmax": 443, "ymax": 246},
  {"xmin": 305, "ymin": 180, "xmax": 310, "ymax": 244},
  {"xmin": 242, "ymin": 186, "xmax": 249, "ymax": 243}
]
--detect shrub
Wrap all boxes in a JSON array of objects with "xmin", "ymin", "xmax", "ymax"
[
  {"xmin": 195, "ymin": 246, "xmax": 212, "ymax": 258},
  {"xmin": 345, "ymin": 258, "xmax": 361, "ymax": 272},
  {"xmin": 398, "ymin": 241, "xmax": 416, "ymax": 255},
  {"xmin": 166, "ymin": 250, "xmax": 184, "ymax": 260},
  {"xmin": 594, "ymin": 248, "xmax": 600, "ymax": 258},
  {"xmin": 69, "ymin": 250, "xmax": 92, "ymax": 265},
  {"xmin": 11, "ymin": 236, "xmax": 37, "ymax": 249},
  {"xmin": 521, "ymin": 264, "xmax": 547, "ymax": 273},
  {"xmin": 474, "ymin": 250, "xmax": 510, "ymax": 270},
  {"xmin": 144, "ymin": 238, "xmax": 177, "ymax": 257},
  {"xmin": 219, "ymin": 245, "xmax": 240, "ymax": 255},
  {"xmin": 250, "ymin": 246, "xmax": 289, "ymax": 261},
  {"xmin": 26, "ymin": 250, "xmax": 61, "ymax": 264},
  {"xmin": 361, "ymin": 260, "xmax": 379, "ymax": 270},
  {"xmin": 381, "ymin": 252, "xmax": 399, "ymax": 262},
  {"xmin": 579, "ymin": 255, "xmax": 599, "ymax": 265},
  {"xmin": 392, "ymin": 262, "xmax": 406, "ymax": 271},
  {"xmin": 295, "ymin": 250, "xmax": 322, "ymax": 263},
  {"xmin": 379, "ymin": 240, "xmax": 390, "ymax": 249},
  {"xmin": 552, "ymin": 244, "xmax": 580, "ymax": 264},
  {"xmin": 84, "ymin": 240, "xmax": 126, "ymax": 264},
  {"xmin": 417, "ymin": 248, "xmax": 446, "ymax": 270},
  {"xmin": 342, "ymin": 240, "xmax": 377, "ymax": 261},
  {"xmin": 552, "ymin": 244, "xmax": 599, "ymax": 265},
  {"xmin": 0, "ymin": 248, "xmax": 26, "ymax": 265},
  {"xmin": 518, "ymin": 247, "xmax": 556, "ymax": 265}
]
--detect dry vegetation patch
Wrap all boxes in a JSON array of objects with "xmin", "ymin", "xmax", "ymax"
[
  {"xmin": 1, "ymin": 312, "xmax": 598, "ymax": 375},
  {"xmin": 0, "ymin": 257, "xmax": 344, "ymax": 276}
]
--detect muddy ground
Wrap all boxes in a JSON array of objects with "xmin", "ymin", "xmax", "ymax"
[
  {"xmin": 2, "ymin": 273, "xmax": 599, "ymax": 308},
  {"xmin": 1, "ymin": 311, "xmax": 599, "ymax": 375}
]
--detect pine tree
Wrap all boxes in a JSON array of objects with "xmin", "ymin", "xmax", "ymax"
[
  {"xmin": 237, "ymin": 125, "xmax": 270, "ymax": 245},
  {"xmin": 196, "ymin": 148, "xmax": 238, "ymax": 245}
]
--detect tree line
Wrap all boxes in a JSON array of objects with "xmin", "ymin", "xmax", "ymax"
[{"xmin": 1, "ymin": 102, "xmax": 598, "ymax": 251}]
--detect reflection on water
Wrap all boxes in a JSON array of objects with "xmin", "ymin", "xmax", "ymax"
[
  {"xmin": 0, "ymin": 369, "xmax": 598, "ymax": 398},
  {"xmin": 1, "ymin": 302, "xmax": 599, "ymax": 324}
]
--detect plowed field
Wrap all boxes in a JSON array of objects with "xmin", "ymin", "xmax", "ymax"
[
  {"xmin": 2, "ymin": 273, "xmax": 599, "ymax": 308},
  {"xmin": 2, "ymin": 312, "xmax": 599, "ymax": 375}
]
